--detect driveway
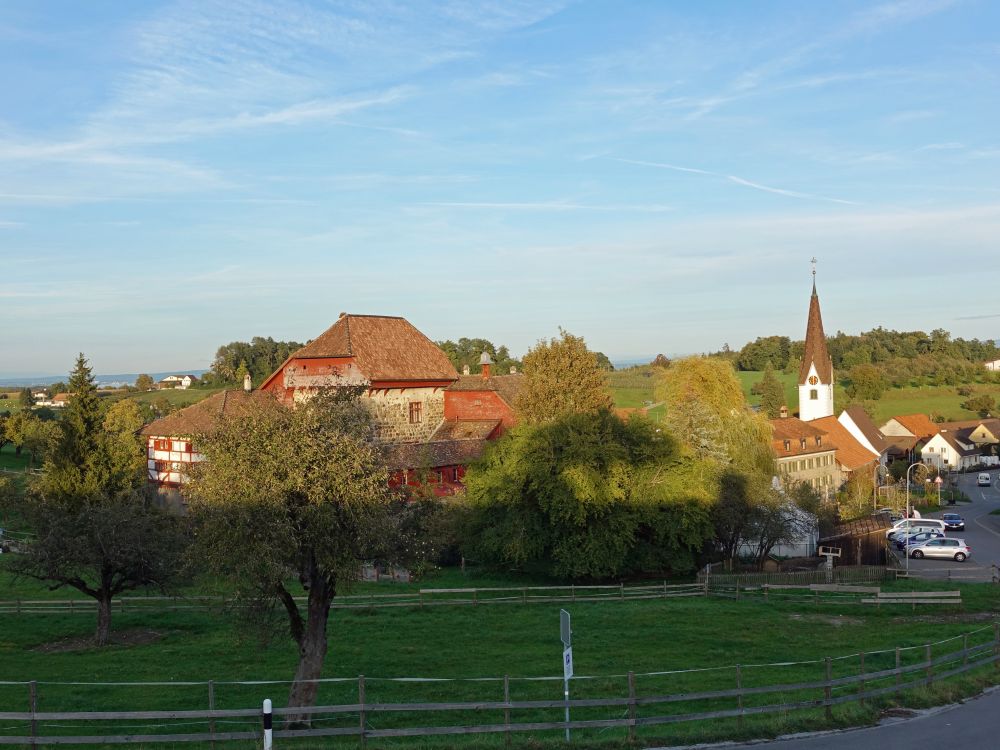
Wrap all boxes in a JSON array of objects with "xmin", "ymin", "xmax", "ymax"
[{"xmin": 890, "ymin": 471, "xmax": 1000, "ymax": 582}]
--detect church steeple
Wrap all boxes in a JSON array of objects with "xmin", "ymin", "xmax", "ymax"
[{"xmin": 798, "ymin": 259, "xmax": 834, "ymax": 421}]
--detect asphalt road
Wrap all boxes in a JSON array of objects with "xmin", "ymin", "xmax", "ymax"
[
  {"xmin": 708, "ymin": 687, "xmax": 1000, "ymax": 749},
  {"xmin": 891, "ymin": 471, "xmax": 1000, "ymax": 582}
]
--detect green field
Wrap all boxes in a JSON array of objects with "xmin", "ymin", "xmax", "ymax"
[
  {"xmin": 117, "ymin": 387, "xmax": 224, "ymax": 409},
  {"xmin": 2, "ymin": 560, "xmax": 999, "ymax": 747}
]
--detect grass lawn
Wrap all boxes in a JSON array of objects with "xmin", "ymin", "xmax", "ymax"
[
  {"xmin": 2, "ymin": 561, "xmax": 999, "ymax": 747},
  {"xmin": 117, "ymin": 387, "xmax": 224, "ymax": 409}
]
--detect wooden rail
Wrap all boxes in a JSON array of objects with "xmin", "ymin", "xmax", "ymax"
[{"xmin": 1, "ymin": 631, "xmax": 996, "ymax": 746}]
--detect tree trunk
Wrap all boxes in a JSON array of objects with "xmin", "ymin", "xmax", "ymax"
[
  {"xmin": 285, "ymin": 575, "xmax": 335, "ymax": 726},
  {"xmin": 96, "ymin": 594, "xmax": 112, "ymax": 647}
]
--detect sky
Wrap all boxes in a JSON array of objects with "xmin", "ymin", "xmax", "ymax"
[{"xmin": 2, "ymin": 0, "xmax": 1000, "ymax": 377}]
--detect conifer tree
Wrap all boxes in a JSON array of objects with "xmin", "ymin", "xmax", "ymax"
[{"xmin": 754, "ymin": 364, "xmax": 785, "ymax": 418}]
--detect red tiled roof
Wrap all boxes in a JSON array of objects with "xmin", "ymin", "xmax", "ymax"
[
  {"xmin": 384, "ymin": 439, "xmax": 488, "ymax": 470},
  {"xmin": 430, "ymin": 420, "xmax": 501, "ymax": 441},
  {"xmin": 811, "ymin": 415, "xmax": 879, "ymax": 471},
  {"xmin": 890, "ymin": 413, "xmax": 938, "ymax": 441},
  {"xmin": 841, "ymin": 405, "xmax": 889, "ymax": 453},
  {"xmin": 140, "ymin": 389, "xmax": 279, "ymax": 437},
  {"xmin": 770, "ymin": 417, "xmax": 832, "ymax": 457},
  {"xmin": 446, "ymin": 374, "xmax": 525, "ymax": 406},
  {"xmin": 287, "ymin": 314, "xmax": 458, "ymax": 382}
]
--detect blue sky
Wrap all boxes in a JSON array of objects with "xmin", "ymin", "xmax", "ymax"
[{"xmin": 2, "ymin": 0, "xmax": 999, "ymax": 376}]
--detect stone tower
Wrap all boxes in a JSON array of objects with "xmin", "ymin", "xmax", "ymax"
[{"xmin": 798, "ymin": 262, "xmax": 834, "ymax": 421}]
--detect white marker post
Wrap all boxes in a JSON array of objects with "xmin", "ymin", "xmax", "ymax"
[
  {"xmin": 262, "ymin": 698, "xmax": 273, "ymax": 750},
  {"xmin": 560, "ymin": 609, "xmax": 573, "ymax": 742}
]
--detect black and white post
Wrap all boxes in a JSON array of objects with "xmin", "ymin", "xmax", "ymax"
[
  {"xmin": 560, "ymin": 609, "xmax": 573, "ymax": 743},
  {"xmin": 262, "ymin": 698, "xmax": 273, "ymax": 750}
]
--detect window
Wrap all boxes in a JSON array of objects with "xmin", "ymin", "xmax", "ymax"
[
  {"xmin": 408, "ymin": 402, "xmax": 422, "ymax": 424},
  {"xmin": 800, "ymin": 438, "xmax": 807, "ymax": 449},
  {"xmin": 783, "ymin": 439, "xmax": 791, "ymax": 451},
  {"xmin": 810, "ymin": 389, "xmax": 818, "ymax": 400},
  {"xmin": 815, "ymin": 436, "xmax": 822, "ymax": 446}
]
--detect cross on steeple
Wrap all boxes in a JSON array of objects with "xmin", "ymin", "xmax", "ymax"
[{"xmin": 810, "ymin": 257, "xmax": 817, "ymax": 293}]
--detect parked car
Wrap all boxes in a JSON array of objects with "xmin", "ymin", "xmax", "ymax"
[
  {"xmin": 874, "ymin": 507, "xmax": 904, "ymax": 522},
  {"xmin": 941, "ymin": 513, "xmax": 966, "ymax": 531},
  {"xmin": 894, "ymin": 530, "xmax": 945, "ymax": 551},
  {"xmin": 978, "ymin": 472, "xmax": 991, "ymax": 486},
  {"xmin": 886, "ymin": 518, "xmax": 947, "ymax": 539},
  {"xmin": 909, "ymin": 538, "xmax": 971, "ymax": 562}
]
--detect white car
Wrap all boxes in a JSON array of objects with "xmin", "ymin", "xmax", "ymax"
[
  {"xmin": 909, "ymin": 538, "xmax": 971, "ymax": 562},
  {"xmin": 978, "ymin": 473, "xmax": 991, "ymax": 487},
  {"xmin": 885, "ymin": 519, "xmax": 946, "ymax": 539}
]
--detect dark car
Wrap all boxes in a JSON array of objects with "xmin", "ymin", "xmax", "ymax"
[{"xmin": 941, "ymin": 513, "xmax": 965, "ymax": 531}]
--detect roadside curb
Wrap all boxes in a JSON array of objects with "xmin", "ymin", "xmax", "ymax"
[{"xmin": 648, "ymin": 685, "xmax": 1000, "ymax": 749}]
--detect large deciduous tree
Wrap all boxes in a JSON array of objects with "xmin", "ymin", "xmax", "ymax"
[
  {"xmin": 465, "ymin": 409, "xmax": 712, "ymax": 578},
  {"xmin": 514, "ymin": 328, "xmax": 612, "ymax": 424},
  {"xmin": 185, "ymin": 388, "xmax": 396, "ymax": 720},
  {"xmin": 4, "ymin": 356, "xmax": 185, "ymax": 646},
  {"xmin": 134, "ymin": 374, "xmax": 154, "ymax": 391}
]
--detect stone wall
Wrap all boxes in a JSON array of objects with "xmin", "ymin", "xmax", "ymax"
[{"xmin": 365, "ymin": 386, "xmax": 445, "ymax": 443}]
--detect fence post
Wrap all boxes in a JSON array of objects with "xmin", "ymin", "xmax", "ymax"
[
  {"xmin": 858, "ymin": 653, "xmax": 865, "ymax": 705},
  {"xmin": 895, "ymin": 647, "xmax": 902, "ymax": 690},
  {"xmin": 620, "ymin": 582, "xmax": 625, "ymax": 599},
  {"xmin": 208, "ymin": 680, "xmax": 216, "ymax": 750},
  {"xmin": 735, "ymin": 664, "xmax": 744, "ymax": 730},
  {"xmin": 994, "ymin": 623, "xmax": 999, "ymax": 670},
  {"xmin": 925, "ymin": 643, "xmax": 933, "ymax": 685},
  {"xmin": 262, "ymin": 699, "xmax": 272, "ymax": 750},
  {"xmin": 963, "ymin": 634, "xmax": 969, "ymax": 667},
  {"xmin": 28, "ymin": 680, "xmax": 37, "ymax": 748},
  {"xmin": 627, "ymin": 671, "xmax": 637, "ymax": 744},
  {"xmin": 358, "ymin": 675, "xmax": 367, "ymax": 750},
  {"xmin": 824, "ymin": 658, "xmax": 832, "ymax": 721},
  {"xmin": 504, "ymin": 675, "xmax": 511, "ymax": 749},
  {"xmin": 763, "ymin": 584, "xmax": 768, "ymax": 603}
]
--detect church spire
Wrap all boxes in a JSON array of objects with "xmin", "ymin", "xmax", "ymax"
[{"xmin": 797, "ymin": 261, "xmax": 834, "ymax": 421}]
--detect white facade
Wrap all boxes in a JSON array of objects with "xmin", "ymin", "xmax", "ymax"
[
  {"xmin": 798, "ymin": 362, "xmax": 834, "ymax": 422},
  {"xmin": 920, "ymin": 433, "xmax": 979, "ymax": 471},
  {"xmin": 985, "ymin": 359, "xmax": 1000, "ymax": 372},
  {"xmin": 838, "ymin": 411, "xmax": 887, "ymax": 466}
]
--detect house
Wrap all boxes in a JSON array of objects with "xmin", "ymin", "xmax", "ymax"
[
  {"xmin": 920, "ymin": 429, "xmax": 981, "ymax": 471},
  {"xmin": 770, "ymin": 416, "xmax": 840, "ymax": 497},
  {"xmin": 880, "ymin": 413, "xmax": 939, "ymax": 464},
  {"xmin": 837, "ymin": 406, "xmax": 890, "ymax": 466},
  {"xmin": 50, "ymin": 393, "xmax": 72, "ymax": 408},
  {"xmin": 810, "ymin": 415, "xmax": 880, "ymax": 478},
  {"xmin": 139, "ymin": 388, "xmax": 274, "ymax": 505},
  {"xmin": 797, "ymin": 273, "xmax": 835, "ymax": 422},
  {"xmin": 141, "ymin": 314, "xmax": 522, "ymax": 498},
  {"xmin": 157, "ymin": 374, "xmax": 198, "ymax": 390},
  {"xmin": 985, "ymin": 359, "xmax": 1000, "ymax": 372}
]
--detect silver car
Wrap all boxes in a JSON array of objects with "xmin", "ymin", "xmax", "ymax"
[{"xmin": 909, "ymin": 537, "xmax": 971, "ymax": 562}]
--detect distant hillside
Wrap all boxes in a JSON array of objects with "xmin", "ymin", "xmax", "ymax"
[{"xmin": 0, "ymin": 370, "xmax": 209, "ymax": 388}]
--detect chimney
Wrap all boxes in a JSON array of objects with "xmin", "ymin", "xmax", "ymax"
[
  {"xmin": 243, "ymin": 372, "xmax": 252, "ymax": 392},
  {"xmin": 479, "ymin": 351, "xmax": 493, "ymax": 380},
  {"xmin": 510, "ymin": 366, "xmax": 517, "ymax": 374},
  {"xmin": 779, "ymin": 405, "xmax": 788, "ymax": 418},
  {"xmin": 462, "ymin": 364, "xmax": 470, "ymax": 376}
]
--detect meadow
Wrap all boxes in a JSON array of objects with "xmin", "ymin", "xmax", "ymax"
[
  {"xmin": 2, "ymin": 559, "xmax": 999, "ymax": 748},
  {"xmin": 117, "ymin": 387, "xmax": 224, "ymax": 409}
]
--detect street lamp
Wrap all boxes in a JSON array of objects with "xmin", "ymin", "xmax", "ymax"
[{"xmin": 904, "ymin": 462, "xmax": 924, "ymax": 576}]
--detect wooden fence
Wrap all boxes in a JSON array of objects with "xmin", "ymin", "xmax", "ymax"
[
  {"xmin": 0, "ymin": 624, "xmax": 996, "ymax": 746},
  {"xmin": 699, "ymin": 565, "xmax": 894, "ymax": 589},
  {"xmin": 0, "ymin": 582, "xmax": 706, "ymax": 615}
]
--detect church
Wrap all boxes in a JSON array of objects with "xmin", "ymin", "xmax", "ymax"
[{"xmin": 770, "ymin": 267, "xmax": 880, "ymax": 496}]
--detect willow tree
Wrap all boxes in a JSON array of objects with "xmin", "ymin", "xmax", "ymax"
[{"xmin": 185, "ymin": 388, "xmax": 395, "ymax": 719}]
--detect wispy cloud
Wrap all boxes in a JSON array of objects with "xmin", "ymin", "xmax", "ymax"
[
  {"xmin": 615, "ymin": 158, "xmax": 859, "ymax": 205},
  {"xmin": 0, "ymin": 220, "xmax": 23, "ymax": 228},
  {"xmin": 955, "ymin": 313, "xmax": 1000, "ymax": 321},
  {"xmin": 417, "ymin": 200, "xmax": 674, "ymax": 212}
]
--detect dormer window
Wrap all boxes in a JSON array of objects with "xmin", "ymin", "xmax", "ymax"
[
  {"xmin": 783, "ymin": 439, "xmax": 791, "ymax": 451},
  {"xmin": 815, "ymin": 436, "xmax": 822, "ymax": 446},
  {"xmin": 800, "ymin": 438, "xmax": 807, "ymax": 449}
]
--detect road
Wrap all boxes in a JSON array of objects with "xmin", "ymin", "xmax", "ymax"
[
  {"xmin": 707, "ymin": 687, "xmax": 1000, "ymax": 749},
  {"xmin": 890, "ymin": 471, "xmax": 1000, "ymax": 582}
]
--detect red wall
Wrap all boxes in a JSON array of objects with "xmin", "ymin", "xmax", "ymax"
[
  {"xmin": 444, "ymin": 390, "xmax": 516, "ymax": 431},
  {"xmin": 262, "ymin": 356, "xmax": 356, "ymax": 402}
]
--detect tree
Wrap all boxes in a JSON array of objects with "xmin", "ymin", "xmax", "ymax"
[
  {"xmin": 514, "ymin": 329, "xmax": 613, "ymax": 424},
  {"xmin": 651, "ymin": 354, "xmax": 671, "ymax": 369},
  {"xmin": 751, "ymin": 364, "xmax": 785, "ymax": 418},
  {"xmin": 845, "ymin": 364, "xmax": 886, "ymax": 401},
  {"xmin": 435, "ymin": 337, "xmax": 521, "ymax": 375},
  {"xmin": 962, "ymin": 394, "xmax": 995, "ymax": 418},
  {"xmin": 18, "ymin": 388, "xmax": 33, "ymax": 409},
  {"xmin": 234, "ymin": 360, "xmax": 250, "ymax": 387},
  {"xmin": 465, "ymin": 410, "xmax": 712, "ymax": 579},
  {"xmin": 134, "ymin": 374, "xmax": 154, "ymax": 391},
  {"xmin": 211, "ymin": 337, "xmax": 303, "ymax": 383},
  {"xmin": 6, "ymin": 355, "xmax": 185, "ymax": 646},
  {"xmin": 185, "ymin": 388, "xmax": 397, "ymax": 720}
]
